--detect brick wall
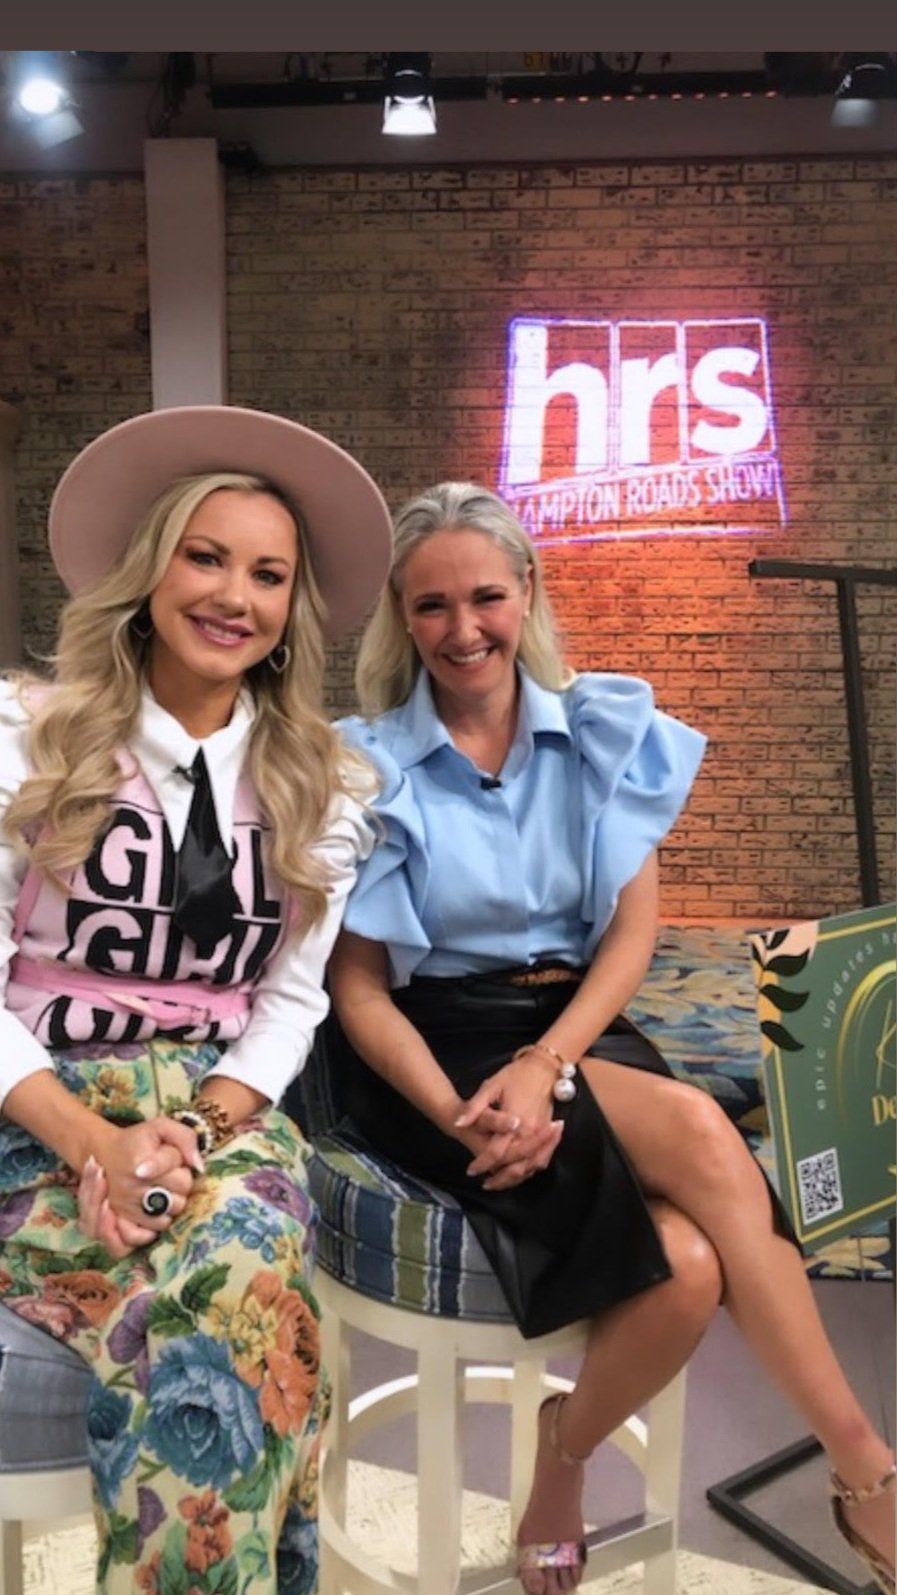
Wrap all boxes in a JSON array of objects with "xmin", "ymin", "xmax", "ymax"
[
  {"xmin": 1, "ymin": 155, "xmax": 894, "ymax": 920},
  {"xmin": 225, "ymin": 155, "xmax": 897, "ymax": 921},
  {"xmin": 0, "ymin": 175, "xmax": 150, "ymax": 645}
]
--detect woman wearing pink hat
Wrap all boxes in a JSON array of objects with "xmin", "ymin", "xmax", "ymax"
[{"xmin": 0, "ymin": 407, "xmax": 391, "ymax": 1594}]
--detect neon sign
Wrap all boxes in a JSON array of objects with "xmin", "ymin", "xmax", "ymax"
[{"xmin": 498, "ymin": 316, "xmax": 786, "ymax": 542}]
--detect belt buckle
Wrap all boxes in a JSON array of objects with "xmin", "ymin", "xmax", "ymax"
[{"xmin": 508, "ymin": 966, "xmax": 578, "ymax": 988}]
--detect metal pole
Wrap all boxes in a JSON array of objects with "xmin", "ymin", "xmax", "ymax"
[
  {"xmin": 835, "ymin": 578, "xmax": 880, "ymax": 907},
  {"xmin": 749, "ymin": 558, "xmax": 897, "ymax": 909}
]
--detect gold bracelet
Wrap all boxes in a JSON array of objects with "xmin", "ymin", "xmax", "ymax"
[
  {"xmin": 193, "ymin": 1096, "xmax": 235, "ymax": 1149},
  {"xmin": 170, "ymin": 1097, "xmax": 234, "ymax": 1155},
  {"xmin": 531, "ymin": 1041, "xmax": 567, "ymax": 1069},
  {"xmin": 512, "ymin": 1043, "xmax": 554, "ymax": 1074},
  {"xmin": 512, "ymin": 1043, "xmax": 578, "ymax": 1103}
]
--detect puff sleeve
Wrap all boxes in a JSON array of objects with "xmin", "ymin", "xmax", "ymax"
[
  {"xmin": 568, "ymin": 674, "xmax": 706, "ymax": 959},
  {"xmin": 336, "ymin": 717, "xmax": 433, "ymax": 986}
]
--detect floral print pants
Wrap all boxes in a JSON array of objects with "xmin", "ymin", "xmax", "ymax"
[{"xmin": 0, "ymin": 1040, "xmax": 326, "ymax": 1594}]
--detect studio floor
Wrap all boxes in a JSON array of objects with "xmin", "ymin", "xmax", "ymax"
[
  {"xmin": 345, "ymin": 1274, "xmax": 894, "ymax": 1590},
  {"xmin": 22, "ymin": 1274, "xmax": 893, "ymax": 1593}
]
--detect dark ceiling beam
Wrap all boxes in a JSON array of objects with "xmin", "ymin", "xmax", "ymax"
[
  {"xmin": 210, "ymin": 75, "xmax": 489, "ymax": 109},
  {"xmin": 207, "ymin": 56, "xmax": 897, "ymax": 111}
]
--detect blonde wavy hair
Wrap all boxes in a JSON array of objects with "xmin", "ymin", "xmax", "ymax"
[
  {"xmin": 355, "ymin": 481, "xmax": 571, "ymax": 717},
  {"xmin": 4, "ymin": 472, "xmax": 370, "ymax": 930}
]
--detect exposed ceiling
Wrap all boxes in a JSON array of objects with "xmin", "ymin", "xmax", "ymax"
[{"xmin": 1, "ymin": 51, "xmax": 895, "ymax": 172}]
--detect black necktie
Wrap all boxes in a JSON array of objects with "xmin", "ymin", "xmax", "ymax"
[{"xmin": 171, "ymin": 750, "xmax": 241, "ymax": 958}]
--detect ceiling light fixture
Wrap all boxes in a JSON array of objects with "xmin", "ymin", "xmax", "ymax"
[
  {"xmin": 17, "ymin": 75, "xmax": 65, "ymax": 116},
  {"xmin": 7, "ymin": 51, "xmax": 83, "ymax": 146},
  {"xmin": 833, "ymin": 52, "xmax": 897, "ymax": 125},
  {"xmin": 382, "ymin": 53, "xmax": 436, "ymax": 136}
]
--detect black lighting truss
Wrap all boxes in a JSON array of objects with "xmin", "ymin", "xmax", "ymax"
[{"xmin": 208, "ymin": 54, "xmax": 886, "ymax": 111}]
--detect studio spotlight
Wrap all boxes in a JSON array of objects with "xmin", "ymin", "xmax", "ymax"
[
  {"xmin": 7, "ymin": 51, "xmax": 83, "ymax": 146},
  {"xmin": 17, "ymin": 76, "xmax": 65, "ymax": 116},
  {"xmin": 833, "ymin": 52, "xmax": 897, "ymax": 125},
  {"xmin": 382, "ymin": 53, "xmax": 436, "ymax": 136}
]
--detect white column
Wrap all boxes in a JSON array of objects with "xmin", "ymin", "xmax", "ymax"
[
  {"xmin": 0, "ymin": 401, "xmax": 22, "ymax": 668},
  {"xmin": 144, "ymin": 139, "xmax": 227, "ymax": 409}
]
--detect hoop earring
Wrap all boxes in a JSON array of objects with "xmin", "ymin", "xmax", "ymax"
[
  {"xmin": 268, "ymin": 642, "xmax": 291, "ymax": 674},
  {"xmin": 130, "ymin": 603, "xmax": 153, "ymax": 642}
]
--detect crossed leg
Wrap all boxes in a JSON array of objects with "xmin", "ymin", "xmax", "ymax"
[
  {"xmin": 570, "ymin": 1059, "xmax": 895, "ymax": 1574},
  {"xmin": 518, "ymin": 1058, "xmax": 894, "ymax": 1595}
]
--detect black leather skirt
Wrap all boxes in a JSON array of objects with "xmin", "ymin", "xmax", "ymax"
[
  {"xmin": 330, "ymin": 969, "xmax": 685, "ymax": 1338},
  {"xmin": 331, "ymin": 967, "xmax": 798, "ymax": 1338}
]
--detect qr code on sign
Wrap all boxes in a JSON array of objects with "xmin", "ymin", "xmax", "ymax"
[{"xmin": 797, "ymin": 1147, "xmax": 843, "ymax": 1225}]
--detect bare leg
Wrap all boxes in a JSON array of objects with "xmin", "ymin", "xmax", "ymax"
[
  {"xmin": 516, "ymin": 1199, "xmax": 722, "ymax": 1595},
  {"xmin": 579, "ymin": 1056, "xmax": 895, "ymax": 1571}
]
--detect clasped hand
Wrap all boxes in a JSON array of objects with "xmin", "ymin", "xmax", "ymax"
[
  {"xmin": 77, "ymin": 1116, "xmax": 204, "ymax": 1259},
  {"xmin": 452, "ymin": 1058, "xmax": 564, "ymax": 1191}
]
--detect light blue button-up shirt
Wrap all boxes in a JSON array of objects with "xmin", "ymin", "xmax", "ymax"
[{"xmin": 339, "ymin": 669, "xmax": 706, "ymax": 987}]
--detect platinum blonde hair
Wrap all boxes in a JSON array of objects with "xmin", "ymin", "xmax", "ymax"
[
  {"xmin": 4, "ymin": 472, "xmax": 371, "ymax": 930},
  {"xmin": 355, "ymin": 481, "xmax": 571, "ymax": 717}
]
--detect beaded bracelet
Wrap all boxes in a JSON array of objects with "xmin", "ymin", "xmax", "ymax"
[
  {"xmin": 512, "ymin": 1041, "xmax": 578, "ymax": 1102},
  {"xmin": 170, "ymin": 1097, "xmax": 234, "ymax": 1155}
]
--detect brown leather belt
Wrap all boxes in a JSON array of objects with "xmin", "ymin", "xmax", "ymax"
[{"xmin": 505, "ymin": 966, "xmax": 583, "ymax": 988}]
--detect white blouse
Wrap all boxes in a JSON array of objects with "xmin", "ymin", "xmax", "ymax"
[{"xmin": 0, "ymin": 682, "xmax": 372, "ymax": 1109}]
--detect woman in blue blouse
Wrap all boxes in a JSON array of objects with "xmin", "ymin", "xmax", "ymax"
[{"xmin": 330, "ymin": 483, "xmax": 895, "ymax": 1595}]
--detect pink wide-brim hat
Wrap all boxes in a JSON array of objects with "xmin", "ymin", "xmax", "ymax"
[{"xmin": 48, "ymin": 405, "xmax": 393, "ymax": 640}]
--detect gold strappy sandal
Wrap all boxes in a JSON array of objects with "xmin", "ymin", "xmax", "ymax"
[
  {"xmin": 516, "ymin": 1393, "xmax": 588, "ymax": 1592},
  {"xmin": 830, "ymin": 1461, "xmax": 896, "ymax": 1595}
]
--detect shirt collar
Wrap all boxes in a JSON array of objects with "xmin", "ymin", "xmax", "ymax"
[
  {"xmin": 517, "ymin": 668, "xmax": 572, "ymax": 741},
  {"xmin": 134, "ymin": 689, "xmax": 255, "ymax": 850},
  {"xmin": 385, "ymin": 670, "xmax": 451, "ymax": 767},
  {"xmin": 385, "ymin": 666, "xmax": 570, "ymax": 771}
]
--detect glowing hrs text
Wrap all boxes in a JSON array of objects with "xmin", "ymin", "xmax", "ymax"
[{"xmin": 498, "ymin": 316, "xmax": 786, "ymax": 542}]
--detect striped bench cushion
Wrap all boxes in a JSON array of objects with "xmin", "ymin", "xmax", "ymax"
[{"xmin": 309, "ymin": 1134, "xmax": 510, "ymax": 1321}]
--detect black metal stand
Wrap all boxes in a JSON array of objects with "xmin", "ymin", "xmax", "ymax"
[
  {"xmin": 708, "ymin": 1438, "xmax": 877, "ymax": 1594},
  {"xmin": 749, "ymin": 559, "xmax": 897, "ymax": 906},
  {"xmin": 703, "ymin": 559, "xmax": 897, "ymax": 1590}
]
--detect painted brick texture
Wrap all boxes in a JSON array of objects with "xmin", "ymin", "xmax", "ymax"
[
  {"xmin": 2, "ymin": 155, "xmax": 895, "ymax": 922},
  {"xmin": 0, "ymin": 175, "xmax": 150, "ymax": 641}
]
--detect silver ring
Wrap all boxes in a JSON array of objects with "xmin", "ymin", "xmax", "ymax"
[{"xmin": 140, "ymin": 1186, "xmax": 173, "ymax": 1218}]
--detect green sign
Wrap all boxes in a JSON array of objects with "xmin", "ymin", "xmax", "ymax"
[{"xmin": 751, "ymin": 903, "xmax": 896, "ymax": 1252}]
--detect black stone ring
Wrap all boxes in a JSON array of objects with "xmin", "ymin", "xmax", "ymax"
[{"xmin": 140, "ymin": 1186, "xmax": 173, "ymax": 1218}]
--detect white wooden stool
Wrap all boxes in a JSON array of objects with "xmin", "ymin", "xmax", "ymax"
[
  {"xmin": 0, "ymin": 1303, "xmax": 93, "ymax": 1595},
  {"xmin": 0, "ymin": 1468, "xmax": 92, "ymax": 1595},
  {"xmin": 317, "ymin": 1270, "xmax": 685, "ymax": 1595}
]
